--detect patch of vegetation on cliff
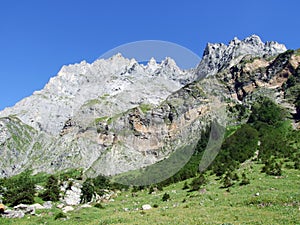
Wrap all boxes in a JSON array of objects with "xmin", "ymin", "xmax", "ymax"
[{"xmin": 139, "ymin": 103, "xmax": 153, "ymax": 114}]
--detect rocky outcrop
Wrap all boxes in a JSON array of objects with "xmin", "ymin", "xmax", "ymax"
[{"xmin": 217, "ymin": 49, "xmax": 300, "ymax": 102}]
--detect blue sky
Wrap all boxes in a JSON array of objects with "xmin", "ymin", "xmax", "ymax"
[{"xmin": 0, "ymin": 0, "xmax": 299, "ymax": 110}]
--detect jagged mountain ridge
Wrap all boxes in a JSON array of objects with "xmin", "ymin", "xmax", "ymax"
[
  {"xmin": 0, "ymin": 55, "xmax": 194, "ymax": 136},
  {"xmin": 0, "ymin": 35, "xmax": 297, "ymax": 178},
  {"xmin": 196, "ymin": 35, "xmax": 287, "ymax": 78}
]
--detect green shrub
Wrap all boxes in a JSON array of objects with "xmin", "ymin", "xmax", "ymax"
[
  {"xmin": 93, "ymin": 174, "xmax": 110, "ymax": 196},
  {"xmin": 182, "ymin": 181, "xmax": 189, "ymax": 190},
  {"xmin": 153, "ymin": 204, "xmax": 159, "ymax": 208},
  {"xmin": 148, "ymin": 186, "xmax": 154, "ymax": 194},
  {"xmin": 162, "ymin": 193, "xmax": 170, "ymax": 201},
  {"xmin": 240, "ymin": 173, "xmax": 250, "ymax": 186},
  {"xmin": 189, "ymin": 173, "xmax": 207, "ymax": 191},
  {"xmin": 94, "ymin": 203, "xmax": 104, "ymax": 209},
  {"xmin": 222, "ymin": 171, "xmax": 234, "ymax": 188},
  {"xmin": 295, "ymin": 93, "xmax": 300, "ymax": 119},
  {"xmin": 262, "ymin": 158, "xmax": 282, "ymax": 176},
  {"xmin": 54, "ymin": 212, "xmax": 67, "ymax": 220},
  {"xmin": 294, "ymin": 160, "xmax": 300, "ymax": 170}
]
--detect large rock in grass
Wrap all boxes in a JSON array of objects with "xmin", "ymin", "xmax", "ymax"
[
  {"xmin": 14, "ymin": 204, "xmax": 35, "ymax": 215},
  {"xmin": 142, "ymin": 204, "xmax": 152, "ymax": 210},
  {"xmin": 2, "ymin": 209, "xmax": 25, "ymax": 219}
]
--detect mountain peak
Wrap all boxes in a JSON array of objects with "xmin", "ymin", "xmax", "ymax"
[
  {"xmin": 197, "ymin": 35, "xmax": 287, "ymax": 78},
  {"xmin": 161, "ymin": 57, "xmax": 178, "ymax": 67},
  {"xmin": 244, "ymin": 34, "xmax": 263, "ymax": 45}
]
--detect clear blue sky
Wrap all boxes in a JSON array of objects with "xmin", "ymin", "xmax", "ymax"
[{"xmin": 0, "ymin": 0, "xmax": 299, "ymax": 110}]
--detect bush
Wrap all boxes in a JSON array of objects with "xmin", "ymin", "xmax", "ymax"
[
  {"xmin": 162, "ymin": 193, "xmax": 170, "ymax": 201},
  {"xmin": 240, "ymin": 173, "xmax": 250, "ymax": 186},
  {"xmin": 222, "ymin": 171, "xmax": 234, "ymax": 188},
  {"xmin": 261, "ymin": 158, "xmax": 282, "ymax": 176},
  {"xmin": 189, "ymin": 173, "xmax": 207, "ymax": 191},
  {"xmin": 153, "ymin": 204, "xmax": 159, "ymax": 208},
  {"xmin": 54, "ymin": 212, "xmax": 67, "ymax": 220},
  {"xmin": 182, "ymin": 181, "xmax": 189, "ymax": 190},
  {"xmin": 148, "ymin": 186, "xmax": 154, "ymax": 194},
  {"xmin": 294, "ymin": 160, "xmax": 300, "ymax": 170},
  {"xmin": 93, "ymin": 174, "xmax": 110, "ymax": 190},
  {"xmin": 94, "ymin": 203, "xmax": 104, "ymax": 209},
  {"xmin": 295, "ymin": 93, "xmax": 300, "ymax": 119}
]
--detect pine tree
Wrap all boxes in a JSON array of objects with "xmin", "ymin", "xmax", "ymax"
[
  {"xmin": 80, "ymin": 179, "xmax": 95, "ymax": 203},
  {"xmin": 40, "ymin": 175, "xmax": 60, "ymax": 201},
  {"xmin": 3, "ymin": 170, "xmax": 36, "ymax": 206}
]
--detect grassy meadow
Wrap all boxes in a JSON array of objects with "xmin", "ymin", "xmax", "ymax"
[{"xmin": 1, "ymin": 161, "xmax": 299, "ymax": 225}]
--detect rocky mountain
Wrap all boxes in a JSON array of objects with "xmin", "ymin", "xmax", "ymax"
[
  {"xmin": 0, "ymin": 35, "xmax": 298, "ymax": 179},
  {"xmin": 0, "ymin": 55, "xmax": 194, "ymax": 136}
]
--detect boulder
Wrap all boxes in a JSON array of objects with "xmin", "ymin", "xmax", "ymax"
[
  {"xmin": 2, "ymin": 209, "xmax": 25, "ymax": 219},
  {"xmin": 142, "ymin": 204, "xmax": 152, "ymax": 210},
  {"xmin": 43, "ymin": 201, "xmax": 53, "ymax": 209},
  {"xmin": 14, "ymin": 204, "xmax": 35, "ymax": 215},
  {"xmin": 30, "ymin": 203, "xmax": 45, "ymax": 210},
  {"xmin": 56, "ymin": 203, "xmax": 65, "ymax": 209},
  {"xmin": 62, "ymin": 206, "xmax": 74, "ymax": 213},
  {"xmin": 80, "ymin": 204, "xmax": 92, "ymax": 208}
]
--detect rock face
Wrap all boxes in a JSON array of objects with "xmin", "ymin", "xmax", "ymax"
[{"xmin": 0, "ymin": 35, "xmax": 297, "ymax": 179}]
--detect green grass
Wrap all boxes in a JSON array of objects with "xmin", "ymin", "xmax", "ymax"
[
  {"xmin": 139, "ymin": 103, "xmax": 153, "ymax": 114},
  {"xmin": 82, "ymin": 99, "xmax": 101, "ymax": 107},
  {"xmin": 224, "ymin": 125, "xmax": 241, "ymax": 138},
  {"xmin": 1, "ymin": 162, "xmax": 299, "ymax": 225},
  {"xmin": 95, "ymin": 116, "xmax": 109, "ymax": 124}
]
